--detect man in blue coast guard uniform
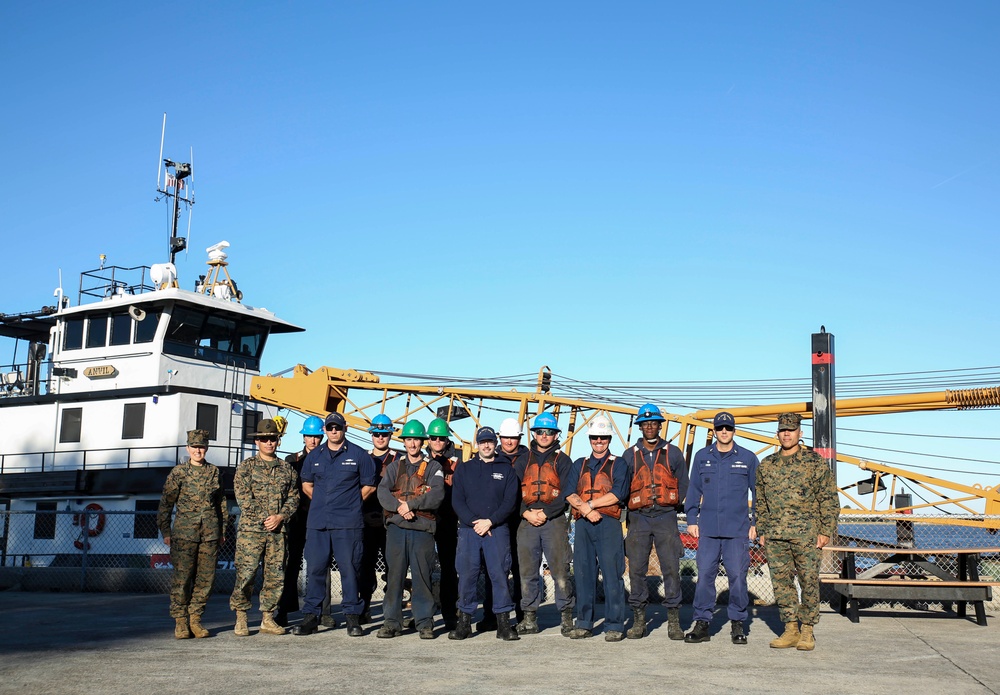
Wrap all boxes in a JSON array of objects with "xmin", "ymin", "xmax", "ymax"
[
  {"xmin": 293, "ymin": 412, "xmax": 377, "ymax": 637},
  {"xmin": 684, "ymin": 411, "xmax": 759, "ymax": 645}
]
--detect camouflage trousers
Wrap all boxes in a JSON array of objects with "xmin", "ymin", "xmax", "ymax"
[
  {"xmin": 765, "ymin": 537, "xmax": 821, "ymax": 625},
  {"xmin": 230, "ymin": 531, "xmax": 286, "ymax": 612},
  {"xmin": 169, "ymin": 538, "xmax": 219, "ymax": 618}
]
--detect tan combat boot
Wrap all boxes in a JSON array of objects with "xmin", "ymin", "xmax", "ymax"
[
  {"xmin": 796, "ymin": 624, "xmax": 815, "ymax": 651},
  {"xmin": 174, "ymin": 617, "xmax": 192, "ymax": 639},
  {"xmin": 189, "ymin": 615, "xmax": 209, "ymax": 638},
  {"xmin": 260, "ymin": 611, "xmax": 286, "ymax": 635},
  {"xmin": 769, "ymin": 621, "xmax": 800, "ymax": 649},
  {"xmin": 234, "ymin": 610, "xmax": 250, "ymax": 637}
]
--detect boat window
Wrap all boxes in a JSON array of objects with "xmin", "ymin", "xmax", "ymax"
[
  {"xmin": 134, "ymin": 309, "xmax": 160, "ymax": 344},
  {"xmin": 166, "ymin": 307, "xmax": 204, "ymax": 345},
  {"xmin": 86, "ymin": 315, "xmax": 109, "ymax": 349},
  {"xmin": 110, "ymin": 312, "xmax": 132, "ymax": 346},
  {"xmin": 201, "ymin": 316, "xmax": 237, "ymax": 352},
  {"xmin": 243, "ymin": 410, "xmax": 262, "ymax": 444},
  {"xmin": 196, "ymin": 403, "xmax": 218, "ymax": 441},
  {"xmin": 33, "ymin": 502, "xmax": 57, "ymax": 540},
  {"xmin": 236, "ymin": 323, "xmax": 267, "ymax": 359},
  {"xmin": 122, "ymin": 403, "xmax": 146, "ymax": 439},
  {"xmin": 60, "ymin": 407, "xmax": 83, "ymax": 443},
  {"xmin": 133, "ymin": 500, "xmax": 159, "ymax": 539},
  {"xmin": 63, "ymin": 318, "xmax": 84, "ymax": 351}
]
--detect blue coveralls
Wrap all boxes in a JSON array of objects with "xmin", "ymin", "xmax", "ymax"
[
  {"xmin": 451, "ymin": 453, "xmax": 519, "ymax": 616},
  {"xmin": 568, "ymin": 452, "xmax": 629, "ymax": 632},
  {"xmin": 300, "ymin": 440, "xmax": 376, "ymax": 618},
  {"xmin": 623, "ymin": 440, "xmax": 690, "ymax": 610},
  {"xmin": 686, "ymin": 442, "xmax": 759, "ymax": 622}
]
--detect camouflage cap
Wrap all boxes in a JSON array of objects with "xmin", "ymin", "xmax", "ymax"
[
  {"xmin": 187, "ymin": 429, "xmax": 209, "ymax": 447},
  {"xmin": 254, "ymin": 419, "xmax": 281, "ymax": 438},
  {"xmin": 777, "ymin": 413, "xmax": 802, "ymax": 431}
]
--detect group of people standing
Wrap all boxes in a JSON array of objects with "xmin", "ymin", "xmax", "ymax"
[{"xmin": 158, "ymin": 405, "xmax": 839, "ymax": 650}]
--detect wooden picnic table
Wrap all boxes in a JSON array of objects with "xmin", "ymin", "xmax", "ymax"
[{"xmin": 822, "ymin": 545, "xmax": 1000, "ymax": 625}]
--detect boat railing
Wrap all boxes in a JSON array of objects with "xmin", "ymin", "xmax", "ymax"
[
  {"xmin": 0, "ymin": 359, "xmax": 50, "ymax": 398},
  {"xmin": 78, "ymin": 265, "xmax": 156, "ymax": 303},
  {"xmin": 0, "ymin": 443, "xmax": 257, "ymax": 474}
]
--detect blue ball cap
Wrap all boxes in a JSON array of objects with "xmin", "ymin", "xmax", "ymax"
[
  {"xmin": 713, "ymin": 412, "xmax": 735, "ymax": 429},
  {"xmin": 476, "ymin": 426, "xmax": 498, "ymax": 443},
  {"xmin": 324, "ymin": 412, "xmax": 346, "ymax": 428}
]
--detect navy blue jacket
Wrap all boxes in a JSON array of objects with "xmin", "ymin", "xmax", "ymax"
[
  {"xmin": 686, "ymin": 442, "xmax": 759, "ymax": 538},
  {"xmin": 451, "ymin": 453, "xmax": 519, "ymax": 528},
  {"xmin": 301, "ymin": 440, "xmax": 376, "ymax": 530}
]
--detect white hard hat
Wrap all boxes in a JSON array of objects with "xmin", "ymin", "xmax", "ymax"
[
  {"xmin": 588, "ymin": 415, "xmax": 613, "ymax": 438},
  {"xmin": 498, "ymin": 418, "xmax": 524, "ymax": 438}
]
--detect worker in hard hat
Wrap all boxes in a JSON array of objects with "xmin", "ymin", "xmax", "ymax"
[
  {"xmin": 565, "ymin": 415, "xmax": 629, "ymax": 641},
  {"xmin": 377, "ymin": 420, "xmax": 446, "ymax": 639},
  {"xmin": 513, "ymin": 411, "xmax": 576, "ymax": 636},
  {"xmin": 448, "ymin": 426, "xmax": 520, "ymax": 641},
  {"xmin": 293, "ymin": 412, "xmax": 377, "ymax": 638},
  {"xmin": 684, "ymin": 412, "xmax": 760, "ymax": 645},
  {"xmin": 276, "ymin": 415, "xmax": 325, "ymax": 627},
  {"xmin": 494, "ymin": 417, "xmax": 528, "ymax": 626},
  {"xmin": 622, "ymin": 403, "xmax": 690, "ymax": 640},
  {"xmin": 360, "ymin": 414, "xmax": 401, "ymax": 623},
  {"xmin": 425, "ymin": 417, "xmax": 461, "ymax": 630}
]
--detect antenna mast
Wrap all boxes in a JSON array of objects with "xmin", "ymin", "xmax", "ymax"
[{"xmin": 155, "ymin": 116, "xmax": 195, "ymax": 265}]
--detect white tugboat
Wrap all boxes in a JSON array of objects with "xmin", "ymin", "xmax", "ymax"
[{"xmin": 0, "ymin": 156, "xmax": 302, "ymax": 578}]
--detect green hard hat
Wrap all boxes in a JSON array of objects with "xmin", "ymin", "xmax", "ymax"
[
  {"xmin": 426, "ymin": 418, "xmax": 451, "ymax": 438},
  {"xmin": 401, "ymin": 420, "xmax": 427, "ymax": 439}
]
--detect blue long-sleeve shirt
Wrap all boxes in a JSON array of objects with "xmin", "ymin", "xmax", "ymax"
[
  {"xmin": 622, "ymin": 439, "xmax": 690, "ymax": 518},
  {"xmin": 451, "ymin": 453, "xmax": 519, "ymax": 528},
  {"xmin": 566, "ymin": 452, "xmax": 630, "ymax": 505},
  {"xmin": 686, "ymin": 442, "xmax": 759, "ymax": 538}
]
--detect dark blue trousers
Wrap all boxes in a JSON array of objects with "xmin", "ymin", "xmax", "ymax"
[
  {"xmin": 303, "ymin": 528, "xmax": 363, "ymax": 616},
  {"xmin": 693, "ymin": 535, "xmax": 751, "ymax": 622},
  {"xmin": 456, "ymin": 525, "xmax": 514, "ymax": 615},
  {"xmin": 625, "ymin": 512, "xmax": 683, "ymax": 609},
  {"xmin": 384, "ymin": 524, "xmax": 437, "ymax": 630},
  {"xmin": 574, "ymin": 516, "xmax": 627, "ymax": 631},
  {"xmin": 516, "ymin": 514, "xmax": 575, "ymax": 612}
]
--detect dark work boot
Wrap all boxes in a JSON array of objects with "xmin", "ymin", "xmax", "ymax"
[
  {"xmin": 560, "ymin": 608, "xmax": 574, "ymax": 637},
  {"xmin": 345, "ymin": 614, "xmax": 363, "ymax": 637},
  {"xmin": 731, "ymin": 620, "xmax": 747, "ymax": 645},
  {"xmin": 496, "ymin": 613, "xmax": 520, "ymax": 641},
  {"xmin": 626, "ymin": 605, "xmax": 646, "ymax": 640},
  {"xmin": 321, "ymin": 613, "xmax": 337, "ymax": 629},
  {"xmin": 448, "ymin": 612, "xmax": 473, "ymax": 641},
  {"xmin": 684, "ymin": 620, "xmax": 711, "ymax": 643},
  {"xmin": 667, "ymin": 608, "xmax": 684, "ymax": 640},
  {"xmin": 516, "ymin": 610, "xmax": 539, "ymax": 635},
  {"xmin": 292, "ymin": 613, "xmax": 319, "ymax": 636}
]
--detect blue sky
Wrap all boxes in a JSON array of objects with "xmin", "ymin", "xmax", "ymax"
[{"xmin": 3, "ymin": 3, "xmax": 999, "ymax": 499}]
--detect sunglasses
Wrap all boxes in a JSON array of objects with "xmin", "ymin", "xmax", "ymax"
[
  {"xmin": 534, "ymin": 429, "xmax": 558, "ymax": 437},
  {"xmin": 589, "ymin": 436, "xmax": 611, "ymax": 442},
  {"xmin": 371, "ymin": 431, "xmax": 391, "ymax": 437},
  {"xmin": 257, "ymin": 436, "xmax": 279, "ymax": 443},
  {"xmin": 325, "ymin": 424, "xmax": 345, "ymax": 432},
  {"xmin": 714, "ymin": 426, "xmax": 735, "ymax": 432},
  {"xmin": 428, "ymin": 436, "xmax": 449, "ymax": 442}
]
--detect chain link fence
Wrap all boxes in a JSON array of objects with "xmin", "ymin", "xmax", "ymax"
[{"xmin": 2, "ymin": 510, "xmax": 997, "ymax": 613}]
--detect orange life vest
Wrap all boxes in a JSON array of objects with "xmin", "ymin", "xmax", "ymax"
[
  {"xmin": 572, "ymin": 455, "xmax": 621, "ymax": 520},
  {"xmin": 628, "ymin": 445, "xmax": 680, "ymax": 510},
  {"xmin": 521, "ymin": 451, "xmax": 561, "ymax": 506},
  {"xmin": 387, "ymin": 458, "xmax": 436, "ymax": 520}
]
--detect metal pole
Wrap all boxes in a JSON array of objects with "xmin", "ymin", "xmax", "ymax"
[
  {"xmin": 811, "ymin": 328, "xmax": 836, "ymax": 479},
  {"xmin": 80, "ymin": 509, "xmax": 89, "ymax": 592}
]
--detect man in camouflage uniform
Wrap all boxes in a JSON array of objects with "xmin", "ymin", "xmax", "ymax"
[
  {"xmin": 158, "ymin": 429, "xmax": 229, "ymax": 639},
  {"xmin": 230, "ymin": 419, "xmax": 300, "ymax": 636},
  {"xmin": 756, "ymin": 412, "xmax": 839, "ymax": 651}
]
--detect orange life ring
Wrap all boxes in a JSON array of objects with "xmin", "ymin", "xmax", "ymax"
[{"xmin": 73, "ymin": 503, "xmax": 106, "ymax": 550}]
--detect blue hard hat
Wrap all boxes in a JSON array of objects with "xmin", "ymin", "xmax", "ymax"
[
  {"xmin": 300, "ymin": 416, "xmax": 324, "ymax": 436},
  {"xmin": 635, "ymin": 403, "xmax": 665, "ymax": 423},
  {"xmin": 368, "ymin": 414, "xmax": 395, "ymax": 433},
  {"xmin": 530, "ymin": 411, "xmax": 560, "ymax": 432}
]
